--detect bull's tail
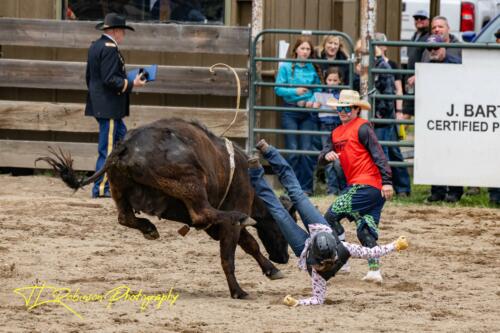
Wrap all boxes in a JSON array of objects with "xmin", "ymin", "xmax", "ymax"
[{"xmin": 35, "ymin": 146, "xmax": 107, "ymax": 191}]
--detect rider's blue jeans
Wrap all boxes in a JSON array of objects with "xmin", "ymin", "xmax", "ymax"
[{"xmin": 248, "ymin": 145, "xmax": 329, "ymax": 257}]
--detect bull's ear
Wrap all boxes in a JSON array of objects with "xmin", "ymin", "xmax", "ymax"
[{"xmin": 279, "ymin": 195, "xmax": 297, "ymax": 223}]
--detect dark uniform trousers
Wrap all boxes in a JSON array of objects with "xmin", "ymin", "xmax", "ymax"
[{"xmin": 85, "ymin": 34, "xmax": 133, "ymax": 198}]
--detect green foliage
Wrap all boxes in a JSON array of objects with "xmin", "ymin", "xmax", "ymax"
[
  {"xmin": 312, "ymin": 166, "xmax": 497, "ymax": 208},
  {"xmin": 309, "ymin": 184, "xmax": 496, "ymax": 208},
  {"xmin": 392, "ymin": 184, "xmax": 495, "ymax": 208}
]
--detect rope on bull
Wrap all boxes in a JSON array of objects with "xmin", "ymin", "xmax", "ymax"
[{"xmin": 208, "ymin": 63, "xmax": 241, "ymax": 137}]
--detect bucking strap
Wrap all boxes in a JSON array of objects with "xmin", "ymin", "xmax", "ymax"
[{"xmin": 217, "ymin": 137, "xmax": 236, "ymax": 209}]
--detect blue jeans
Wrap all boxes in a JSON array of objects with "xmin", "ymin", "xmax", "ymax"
[
  {"xmin": 248, "ymin": 146, "xmax": 329, "ymax": 257},
  {"xmin": 319, "ymin": 117, "xmax": 346, "ymax": 195},
  {"xmin": 374, "ymin": 125, "xmax": 411, "ymax": 194},
  {"xmin": 92, "ymin": 118, "xmax": 127, "ymax": 197},
  {"xmin": 281, "ymin": 107, "xmax": 319, "ymax": 194}
]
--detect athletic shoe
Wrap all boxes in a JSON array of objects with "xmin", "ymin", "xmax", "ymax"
[
  {"xmin": 362, "ymin": 270, "xmax": 383, "ymax": 284},
  {"xmin": 256, "ymin": 139, "xmax": 270, "ymax": 153}
]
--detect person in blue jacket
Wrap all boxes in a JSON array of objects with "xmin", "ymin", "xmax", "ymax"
[{"xmin": 275, "ymin": 37, "xmax": 322, "ymax": 195}]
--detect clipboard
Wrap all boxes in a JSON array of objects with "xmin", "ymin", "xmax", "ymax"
[{"xmin": 127, "ymin": 64, "xmax": 157, "ymax": 82}]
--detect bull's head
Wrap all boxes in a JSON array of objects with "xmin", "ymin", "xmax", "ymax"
[{"xmin": 251, "ymin": 195, "xmax": 297, "ymax": 264}]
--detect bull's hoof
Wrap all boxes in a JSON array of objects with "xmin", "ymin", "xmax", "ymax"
[
  {"xmin": 231, "ymin": 290, "xmax": 249, "ymax": 299},
  {"xmin": 265, "ymin": 268, "xmax": 285, "ymax": 280},
  {"xmin": 240, "ymin": 217, "xmax": 257, "ymax": 227},
  {"xmin": 136, "ymin": 218, "xmax": 159, "ymax": 240},
  {"xmin": 143, "ymin": 229, "xmax": 160, "ymax": 240}
]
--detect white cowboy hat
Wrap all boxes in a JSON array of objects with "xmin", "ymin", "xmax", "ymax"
[{"xmin": 327, "ymin": 89, "xmax": 371, "ymax": 111}]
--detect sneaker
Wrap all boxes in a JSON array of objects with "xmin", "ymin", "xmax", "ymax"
[
  {"xmin": 444, "ymin": 194, "xmax": 461, "ymax": 203},
  {"xmin": 256, "ymin": 139, "xmax": 270, "ymax": 153},
  {"xmin": 247, "ymin": 155, "xmax": 262, "ymax": 169},
  {"xmin": 362, "ymin": 270, "xmax": 383, "ymax": 284},
  {"xmin": 396, "ymin": 192, "xmax": 410, "ymax": 198},
  {"xmin": 426, "ymin": 193, "xmax": 445, "ymax": 202},
  {"xmin": 339, "ymin": 262, "xmax": 351, "ymax": 274}
]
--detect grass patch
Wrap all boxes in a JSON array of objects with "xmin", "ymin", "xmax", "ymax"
[
  {"xmin": 388, "ymin": 184, "xmax": 494, "ymax": 208},
  {"xmin": 310, "ymin": 175, "xmax": 497, "ymax": 208}
]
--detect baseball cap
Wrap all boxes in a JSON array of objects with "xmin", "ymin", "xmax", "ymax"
[
  {"xmin": 413, "ymin": 9, "xmax": 429, "ymax": 19},
  {"xmin": 426, "ymin": 34, "xmax": 445, "ymax": 51}
]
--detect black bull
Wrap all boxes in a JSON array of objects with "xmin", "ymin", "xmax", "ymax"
[{"xmin": 37, "ymin": 118, "xmax": 291, "ymax": 299}]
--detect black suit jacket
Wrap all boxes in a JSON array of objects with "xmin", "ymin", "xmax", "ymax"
[{"xmin": 85, "ymin": 35, "xmax": 133, "ymax": 119}]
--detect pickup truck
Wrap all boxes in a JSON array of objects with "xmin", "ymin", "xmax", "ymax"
[
  {"xmin": 401, "ymin": 0, "xmax": 500, "ymax": 62},
  {"xmin": 463, "ymin": 13, "xmax": 500, "ymax": 41}
]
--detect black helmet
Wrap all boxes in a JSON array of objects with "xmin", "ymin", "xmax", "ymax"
[{"xmin": 306, "ymin": 232, "xmax": 338, "ymax": 266}]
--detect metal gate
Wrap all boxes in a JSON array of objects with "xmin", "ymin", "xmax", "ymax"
[
  {"xmin": 248, "ymin": 29, "xmax": 355, "ymax": 156},
  {"xmin": 250, "ymin": 33, "xmax": 500, "ymax": 169}
]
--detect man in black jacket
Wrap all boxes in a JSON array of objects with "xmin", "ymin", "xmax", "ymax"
[{"xmin": 85, "ymin": 13, "xmax": 146, "ymax": 198}]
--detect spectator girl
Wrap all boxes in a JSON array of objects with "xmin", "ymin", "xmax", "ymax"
[
  {"xmin": 274, "ymin": 37, "xmax": 322, "ymax": 195},
  {"xmin": 312, "ymin": 67, "xmax": 347, "ymax": 195}
]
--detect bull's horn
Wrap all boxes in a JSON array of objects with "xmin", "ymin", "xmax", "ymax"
[{"xmin": 240, "ymin": 217, "xmax": 257, "ymax": 227}]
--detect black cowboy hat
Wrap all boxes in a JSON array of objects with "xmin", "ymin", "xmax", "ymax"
[{"xmin": 95, "ymin": 13, "xmax": 135, "ymax": 31}]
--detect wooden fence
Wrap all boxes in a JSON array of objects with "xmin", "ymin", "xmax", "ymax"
[{"xmin": 0, "ymin": 18, "xmax": 249, "ymax": 171}]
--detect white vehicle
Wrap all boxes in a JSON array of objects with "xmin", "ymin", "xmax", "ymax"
[{"xmin": 400, "ymin": 0, "xmax": 500, "ymax": 62}]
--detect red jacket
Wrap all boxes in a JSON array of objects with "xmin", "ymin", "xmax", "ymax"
[{"xmin": 331, "ymin": 117, "xmax": 391, "ymax": 190}]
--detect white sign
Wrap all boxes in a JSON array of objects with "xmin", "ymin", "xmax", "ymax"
[
  {"xmin": 278, "ymin": 40, "xmax": 289, "ymax": 68},
  {"xmin": 414, "ymin": 49, "xmax": 500, "ymax": 187}
]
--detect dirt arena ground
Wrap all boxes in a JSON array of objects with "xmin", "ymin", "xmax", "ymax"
[{"xmin": 1, "ymin": 174, "xmax": 499, "ymax": 333}]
